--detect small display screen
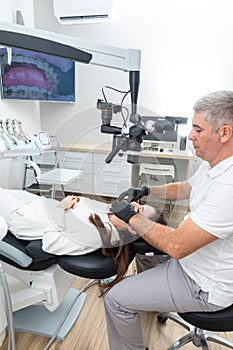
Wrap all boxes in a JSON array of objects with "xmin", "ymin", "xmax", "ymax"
[
  {"xmin": 143, "ymin": 116, "xmax": 178, "ymax": 142},
  {"xmin": 0, "ymin": 47, "xmax": 75, "ymax": 102}
]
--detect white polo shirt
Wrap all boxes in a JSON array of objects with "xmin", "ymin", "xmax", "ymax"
[{"xmin": 180, "ymin": 156, "xmax": 233, "ymax": 307}]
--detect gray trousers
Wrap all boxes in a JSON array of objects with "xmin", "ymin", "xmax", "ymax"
[{"xmin": 104, "ymin": 255, "xmax": 223, "ymax": 350}]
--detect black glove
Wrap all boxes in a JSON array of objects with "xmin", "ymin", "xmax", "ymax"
[
  {"xmin": 118, "ymin": 186, "xmax": 150, "ymax": 202},
  {"xmin": 110, "ymin": 199, "xmax": 137, "ymax": 223}
]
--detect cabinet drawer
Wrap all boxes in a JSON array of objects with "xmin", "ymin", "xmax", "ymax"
[
  {"xmin": 33, "ymin": 152, "xmax": 56, "ymax": 166},
  {"xmin": 93, "ymin": 153, "xmax": 129, "ymax": 165},
  {"xmin": 64, "ymin": 173, "xmax": 93, "ymax": 194},
  {"xmin": 93, "ymin": 153, "xmax": 107, "ymax": 164},
  {"xmin": 93, "ymin": 154, "xmax": 131, "ymax": 177},
  {"xmin": 94, "ymin": 162, "xmax": 131, "ymax": 177},
  {"xmin": 93, "ymin": 175, "xmax": 131, "ymax": 197},
  {"xmin": 59, "ymin": 151, "xmax": 92, "ymax": 164},
  {"xmin": 59, "ymin": 151, "xmax": 92, "ymax": 173},
  {"xmin": 61, "ymin": 160, "xmax": 92, "ymax": 174}
]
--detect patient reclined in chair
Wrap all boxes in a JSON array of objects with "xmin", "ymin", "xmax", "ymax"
[
  {"xmin": 0, "ymin": 188, "xmax": 167, "ymax": 345},
  {"xmin": 0, "ymin": 187, "xmax": 164, "ymax": 255},
  {"xmin": 0, "ymin": 188, "xmax": 119, "ymax": 255}
]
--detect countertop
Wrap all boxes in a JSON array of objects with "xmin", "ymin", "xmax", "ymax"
[
  {"xmin": 58, "ymin": 141, "xmax": 194, "ymax": 160},
  {"xmin": 0, "ymin": 142, "xmax": 194, "ymax": 161}
]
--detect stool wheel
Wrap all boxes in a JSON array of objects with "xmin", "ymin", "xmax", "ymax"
[
  {"xmin": 157, "ymin": 315, "xmax": 168, "ymax": 324},
  {"xmin": 192, "ymin": 339, "xmax": 202, "ymax": 347}
]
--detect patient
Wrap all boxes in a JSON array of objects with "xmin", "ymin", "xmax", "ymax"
[{"xmin": 0, "ymin": 188, "xmax": 166, "ymax": 290}]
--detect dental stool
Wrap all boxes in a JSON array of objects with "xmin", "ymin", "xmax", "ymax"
[
  {"xmin": 157, "ymin": 306, "xmax": 233, "ymax": 350},
  {"xmin": 130, "ymin": 240, "xmax": 233, "ymax": 350}
]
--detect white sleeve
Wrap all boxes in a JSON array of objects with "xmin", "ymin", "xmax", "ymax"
[
  {"xmin": 42, "ymin": 210, "xmax": 103, "ymax": 255},
  {"xmin": 9, "ymin": 197, "xmax": 65, "ymax": 240},
  {"xmin": 41, "ymin": 198, "xmax": 65, "ymax": 231},
  {"xmin": 190, "ymin": 181, "xmax": 233, "ymax": 238}
]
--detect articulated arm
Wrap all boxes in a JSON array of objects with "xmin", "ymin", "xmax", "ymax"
[{"xmin": 0, "ymin": 21, "xmax": 141, "ymax": 72}]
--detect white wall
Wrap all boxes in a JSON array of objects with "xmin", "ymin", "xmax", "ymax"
[
  {"xmin": 0, "ymin": 0, "xmax": 41, "ymax": 188},
  {"xmin": 33, "ymin": 0, "xmax": 233, "ymax": 148}
]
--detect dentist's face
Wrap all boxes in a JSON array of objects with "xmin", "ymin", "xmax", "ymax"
[{"xmin": 188, "ymin": 112, "xmax": 222, "ymax": 167}]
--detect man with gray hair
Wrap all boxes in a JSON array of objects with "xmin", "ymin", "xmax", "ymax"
[{"xmin": 105, "ymin": 90, "xmax": 233, "ymax": 350}]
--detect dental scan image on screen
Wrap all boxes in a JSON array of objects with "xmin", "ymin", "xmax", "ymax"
[{"xmin": 0, "ymin": 47, "xmax": 75, "ymax": 102}]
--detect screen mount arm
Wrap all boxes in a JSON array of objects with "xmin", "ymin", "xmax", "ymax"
[{"xmin": 0, "ymin": 21, "xmax": 141, "ymax": 72}]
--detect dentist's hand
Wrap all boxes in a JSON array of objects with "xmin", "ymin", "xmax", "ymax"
[
  {"xmin": 118, "ymin": 186, "xmax": 150, "ymax": 202},
  {"xmin": 110, "ymin": 199, "xmax": 138, "ymax": 223}
]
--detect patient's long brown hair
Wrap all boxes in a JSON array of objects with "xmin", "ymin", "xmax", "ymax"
[
  {"xmin": 89, "ymin": 209, "xmax": 167, "ymax": 295},
  {"xmin": 89, "ymin": 213, "xmax": 132, "ymax": 295}
]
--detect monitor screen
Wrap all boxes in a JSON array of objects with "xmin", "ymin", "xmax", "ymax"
[
  {"xmin": 0, "ymin": 47, "xmax": 75, "ymax": 102},
  {"xmin": 142, "ymin": 116, "xmax": 178, "ymax": 142}
]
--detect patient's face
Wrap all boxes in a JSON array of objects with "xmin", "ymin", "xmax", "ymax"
[{"xmin": 140, "ymin": 205, "xmax": 157, "ymax": 220}]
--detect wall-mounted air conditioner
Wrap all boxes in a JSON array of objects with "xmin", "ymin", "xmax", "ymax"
[{"xmin": 53, "ymin": 0, "xmax": 113, "ymax": 25}]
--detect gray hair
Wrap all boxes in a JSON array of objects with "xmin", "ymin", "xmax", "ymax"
[{"xmin": 193, "ymin": 90, "xmax": 233, "ymax": 131}]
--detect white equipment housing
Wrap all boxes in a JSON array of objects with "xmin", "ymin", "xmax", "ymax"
[
  {"xmin": 0, "ymin": 21, "xmax": 141, "ymax": 72},
  {"xmin": 53, "ymin": 0, "xmax": 113, "ymax": 25}
]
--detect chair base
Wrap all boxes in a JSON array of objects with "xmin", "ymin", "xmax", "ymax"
[
  {"xmin": 157, "ymin": 313, "xmax": 233, "ymax": 350},
  {"xmin": 82, "ymin": 277, "xmax": 116, "ymax": 294},
  {"xmin": 13, "ymin": 288, "xmax": 86, "ymax": 340}
]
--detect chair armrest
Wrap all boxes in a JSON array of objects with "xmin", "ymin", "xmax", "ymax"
[{"xmin": 0, "ymin": 241, "xmax": 33, "ymax": 267}]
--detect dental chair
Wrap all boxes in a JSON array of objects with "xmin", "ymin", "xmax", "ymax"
[
  {"xmin": 0, "ymin": 232, "xmax": 85, "ymax": 342},
  {"xmin": 130, "ymin": 240, "xmax": 233, "ymax": 350},
  {"xmin": 0, "ymin": 231, "xmax": 122, "ymax": 344}
]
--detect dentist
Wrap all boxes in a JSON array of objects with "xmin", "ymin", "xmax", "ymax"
[{"xmin": 105, "ymin": 90, "xmax": 233, "ymax": 350}]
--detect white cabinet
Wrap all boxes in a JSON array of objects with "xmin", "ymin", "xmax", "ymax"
[
  {"xmin": 25, "ymin": 149, "xmax": 132, "ymax": 197},
  {"xmin": 58, "ymin": 151, "xmax": 132, "ymax": 197},
  {"xmin": 93, "ymin": 153, "xmax": 132, "ymax": 197}
]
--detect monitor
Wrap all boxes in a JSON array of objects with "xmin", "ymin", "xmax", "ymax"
[{"xmin": 0, "ymin": 47, "xmax": 75, "ymax": 102}]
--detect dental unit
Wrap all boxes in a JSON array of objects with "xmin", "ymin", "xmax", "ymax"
[{"xmin": 0, "ymin": 19, "xmax": 141, "ymax": 349}]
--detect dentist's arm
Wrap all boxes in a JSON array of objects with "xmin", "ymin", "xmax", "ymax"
[
  {"xmin": 110, "ymin": 196, "xmax": 217, "ymax": 259},
  {"xmin": 148, "ymin": 180, "xmax": 192, "ymax": 201},
  {"xmin": 118, "ymin": 180, "xmax": 191, "ymax": 202},
  {"xmin": 128, "ymin": 214, "xmax": 217, "ymax": 259}
]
